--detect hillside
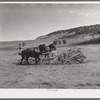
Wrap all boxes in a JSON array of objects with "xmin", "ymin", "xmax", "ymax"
[
  {"xmin": 46, "ymin": 24, "xmax": 100, "ymax": 38},
  {"xmin": 35, "ymin": 24, "xmax": 100, "ymax": 46},
  {"xmin": 1, "ymin": 24, "xmax": 100, "ymax": 51}
]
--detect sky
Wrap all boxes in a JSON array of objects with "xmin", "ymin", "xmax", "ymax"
[{"xmin": 0, "ymin": 3, "xmax": 100, "ymax": 41}]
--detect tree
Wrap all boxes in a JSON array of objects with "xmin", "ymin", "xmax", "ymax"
[
  {"xmin": 53, "ymin": 40, "xmax": 57, "ymax": 45},
  {"xmin": 22, "ymin": 42, "xmax": 26, "ymax": 46},
  {"xmin": 62, "ymin": 40, "xmax": 66, "ymax": 44},
  {"xmin": 58, "ymin": 40, "xmax": 61, "ymax": 45}
]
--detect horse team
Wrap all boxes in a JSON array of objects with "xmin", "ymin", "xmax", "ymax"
[{"xmin": 18, "ymin": 43, "xmax": 56, "ymax": 65}]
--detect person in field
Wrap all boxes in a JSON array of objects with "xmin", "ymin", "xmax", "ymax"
[{"xmin": 18, "ymin": 43, "xmax": 27, "ymax": 55}]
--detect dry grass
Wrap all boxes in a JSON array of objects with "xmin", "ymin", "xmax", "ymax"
[{"xmin": 0, "ymin": 42, "xmax": 100, "ymax": 88}]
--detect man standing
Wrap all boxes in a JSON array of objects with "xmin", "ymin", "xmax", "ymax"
[{"xmin": 18, "ymin": 43, "xmax": 27, "ymax": 55}]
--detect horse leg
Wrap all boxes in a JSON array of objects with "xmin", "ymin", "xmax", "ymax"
[
  {"xmin": 35, "ymin": 58, "xmax": 38, "ymax": 65},
  {"xmin": 35, "ymin": 56, "xmax": 40, "ymax": 65},
  {"xmin": 37, "ymin": 57, "xmax": 40, "ymax": 63},
  {"xmin": 26, "ymin": 56, "xmax": 29, "ymax": 65},
  {"xmin": 20, "ymin": 55, "xmax": 24, "ymax": 65},
  {"xmin": 45, "ymin": 54, "xmax": 47, "ymax": 58}
]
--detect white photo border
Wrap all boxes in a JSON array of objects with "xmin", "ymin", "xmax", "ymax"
[{"xmin": 0, "ymin": 1, "xmax": 100, "ymax": 98}]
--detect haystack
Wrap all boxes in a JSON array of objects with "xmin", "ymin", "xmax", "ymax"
[{"xmin": 50, "ymin": 48, "xmax": 86, "ymax": 65}]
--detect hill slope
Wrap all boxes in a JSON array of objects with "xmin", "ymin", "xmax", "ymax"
[
  {"xmin": 1, "ymin": 24, "xmax": 100, "ymax": 51},
  {"xmin": 36, "ymin": 24, "xmax": 100, "ymax": 45},
  {"xmin": 46, "ymin": 24, "xmax": 100, "ymax": 38}
]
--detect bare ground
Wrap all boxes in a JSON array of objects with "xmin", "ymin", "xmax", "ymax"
[{"xmin": 0, "ymin": 45, "xmax": 100, "ymax": 88}]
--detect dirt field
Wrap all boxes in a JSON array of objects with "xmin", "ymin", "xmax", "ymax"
[{"xmin": 0, "ymin": 44, "xmax": 100, "ymax": 89}]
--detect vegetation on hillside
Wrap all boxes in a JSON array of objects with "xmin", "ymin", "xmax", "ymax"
[{"xmin": 46, "ymin": 24, "xmax": 100, "ymax": 39}]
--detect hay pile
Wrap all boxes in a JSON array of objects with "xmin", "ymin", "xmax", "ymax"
[{"xmin": 50, "ymin": 48, "xmax": 86, "ymax": 65}]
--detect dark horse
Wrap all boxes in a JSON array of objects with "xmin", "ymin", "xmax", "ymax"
[
  {"xmin": 20, "ymin": 47, "xmax": 41, "ymax": 65},
  {"xmin": 38, "ymin": 43, "xmax": 56, "ymax": 58}
]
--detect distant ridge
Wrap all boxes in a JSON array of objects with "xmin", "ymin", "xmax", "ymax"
[
  {"xmin": 1, "ymin": 24, "xmax": 100, "ymax": 48},
  {"xmin": 36, "ymin": 24, "xmax": 100, "ymax": 40},
  {"xmin": 47, "ymin": 24, "xmax": 100, "ymax": 37}
]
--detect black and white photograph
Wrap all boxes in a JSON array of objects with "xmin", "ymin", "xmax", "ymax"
[{"xmin": 1, "ymin": 1, "xmax": 100, "ymax": 90}]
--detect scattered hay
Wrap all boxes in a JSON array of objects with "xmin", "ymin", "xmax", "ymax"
[{"xmin": 50, "ymin": 48, "xmax": 86, "ymax": 65}]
